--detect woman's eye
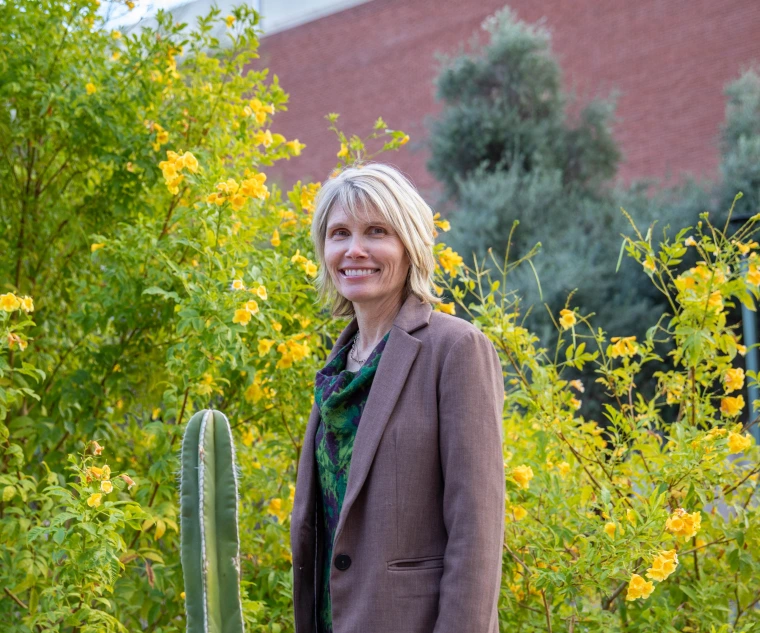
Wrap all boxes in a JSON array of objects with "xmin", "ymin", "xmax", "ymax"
[{"xmin": 371, "ymin": 227, "xmax": 387, "ymax": 234}]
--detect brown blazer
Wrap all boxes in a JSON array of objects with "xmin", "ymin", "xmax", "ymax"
[{"xmin": 290, "ymin": 293, "xmax": 505, "ymax": 633}]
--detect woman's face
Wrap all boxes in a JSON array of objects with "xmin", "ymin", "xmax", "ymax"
[{"xmin": 324, "ymin": 203, "xmax": 410, "ymax": 309}]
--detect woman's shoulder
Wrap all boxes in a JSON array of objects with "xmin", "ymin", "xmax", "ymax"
[{"xmin": 424, "ymin": 309, "xmax": 490, "ymax": 350}]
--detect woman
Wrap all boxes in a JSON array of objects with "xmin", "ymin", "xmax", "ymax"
[{"xmin": 290, "ymin": 162, "xmax": 505, "ymax": 633}]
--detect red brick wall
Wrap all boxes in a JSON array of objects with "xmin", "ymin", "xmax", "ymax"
[{"xmin": 255, "ymin": 0, "xmax": 760, "ymax": 201}]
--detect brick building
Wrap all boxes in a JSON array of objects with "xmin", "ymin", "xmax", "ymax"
[{"xmin": 254, "ymin": 0, "xmax": 760, "ymax": 201}]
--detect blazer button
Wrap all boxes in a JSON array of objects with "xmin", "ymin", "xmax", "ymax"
[{"xmin": 334, "ymin": 554, "xmax": 351, "ymax": 571}]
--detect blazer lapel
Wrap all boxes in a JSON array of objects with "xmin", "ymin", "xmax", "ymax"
[
  {"xmin": 333, "ymin": 294, "xmax": 431, "ymax": 548},
  {"xmin": 291, "ymin": 293, "xmax": 432, "ymax": 561}
]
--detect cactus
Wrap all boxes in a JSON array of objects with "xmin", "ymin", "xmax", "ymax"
[{"xmin": 180, "ymin": 409, "xmax": 244, "ymax": 633}]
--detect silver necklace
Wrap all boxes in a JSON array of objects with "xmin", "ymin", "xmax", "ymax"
[{"xmin": 349, "ymin": 330, "xmax": 366, "ymax": 365}]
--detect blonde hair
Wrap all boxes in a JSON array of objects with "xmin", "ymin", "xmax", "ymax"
[{"xmin": 310, "ymin": 161, "xmax": 441, "ymax": 318}]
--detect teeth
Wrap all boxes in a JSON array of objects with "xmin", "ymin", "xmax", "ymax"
[{"xmin": 343, "ymin": 269, "xmax": 378, "ymax": 277}]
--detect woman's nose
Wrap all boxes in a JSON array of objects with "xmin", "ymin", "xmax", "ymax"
[{"xmin": 344, "ymin": 236, "xmax": 368, "ymax": 257}]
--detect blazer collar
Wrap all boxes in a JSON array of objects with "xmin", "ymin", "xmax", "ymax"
[
  {"xmin": 324, "ymin": 292, "xmax": 432, "ymax": 365},
  {"xmin": 291, "ymin": 293, "xmax": 432, "ymax": 560}
]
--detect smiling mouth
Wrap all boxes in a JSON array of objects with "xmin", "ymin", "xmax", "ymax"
[{"xmin": 340, "ymin": 268, "xmax": 380, "ymax": 278}]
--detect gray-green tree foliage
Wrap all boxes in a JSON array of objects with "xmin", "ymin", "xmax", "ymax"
[
  {"xmin": 426, "ymin": 7, "xmax": 701, "ymax": 346},
  {"xmin": 717, "ymin": 67, "xmax": 760, "ymax": 221}
]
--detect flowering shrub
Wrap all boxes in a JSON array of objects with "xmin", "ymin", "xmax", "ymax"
[
  {"xmin": 434, "ymin": 202, "xmax": 760, "ymax": 631},
  {"xmin": 1, "ymin": 1, "xmax": 759, "ymax": 632},
  {"xmin": 0, "ymin": 2, "xmax": 408, "ymax": 631}
]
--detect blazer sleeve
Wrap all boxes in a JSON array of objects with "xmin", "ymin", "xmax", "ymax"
[{"xmin": 434, "ymin": 328, "xmax": 505, "ymax": 633}]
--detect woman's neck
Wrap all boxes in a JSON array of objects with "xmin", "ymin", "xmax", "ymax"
[{"xmin": 352, "ymin": 291, "xmax": 405, "ymax": 354}]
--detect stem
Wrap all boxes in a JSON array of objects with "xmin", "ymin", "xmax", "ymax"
[
  {"xmin": 540, "ymin": 590, "xmax": 553, "ymax": 633},
  {"xmin": 602, "ymin": 581, "xmax": 628, "ymax": 611}
]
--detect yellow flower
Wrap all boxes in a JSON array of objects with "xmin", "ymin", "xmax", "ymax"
[
  {"xmin": 253, "ymin": 129, "xmax": 273, "ymax": 148},
  {"xmin": 111, "ymin": 50, "xmax": 121, "ymax": 61},
  {"xmin": 609, "ymin": 336, "xmax": 638, "ymax": 358},
  {"xmin": 255, "ymin": 285, "xmax": 267, "ymax": 300},
  {"xmin": 233, "ymin": 309, "xmax": 252, "ymax": 326},
  {"xmin": 225, "ymin": 15, "xmax": 235, "ymax": 27},
  {"xmin": 100, "ymin": 479, "xmax": 114, "ymax": 494},
  {"xmin": 88, "ymin": 465, "xmax": 108, "ymax": 479},
  {"xmin": 85, "ymin": 82, "xmax": 96, "ymax": 95},
  {"xmin": 556, "ymin": 462, "xmax": 570, "ymax": 478},
  {"xmin": 570, "ymin": 397, "xmax": 582, "ymax": 410},
  {"xmin": 258, "ymin": 338, "xmax": 275, "ymax": 356},
  {"xmin": 511, "ymin": 465, "xmax": 534, "ymax": 490},
  {"xmin": 646, "ymin": 549, "xmax": 678, "ymax": 582},
  {"xmin": 569, "ymin": 379, "xmax": 584, "ymax": 392},
  {"xmin": 723, "ymin": 367, "xmax": 744, "ymax": 393},
  {"xmin": 720, "ymin": 394, "xmax": 744, "ymax": 417},
  {"xmin": 120, "ymin": 473, "xmax": 135, "ymax": 489},
  {"xmin": 436, "ymin": 302, "xmax": 456, "ymax": 315},
  {"xmin": 268, "ymin": 498, "xmax": 287, "ymax": 522},
  {"xmin": 736, "ymin": 241, "xmax": 756, "ymax": 255},
  {"xmin": 304, "ymin": 261, "xmax": 318, "ymax": 277},
  {"xmin": 747, "ymin": 263, "xmax": 760, "ymax": 286},
  {"xmin": 643, "ymin": 255, "xmax": 656, "ymax": 273},
  {"xmin": 707, "ymin": 290, "xmax": 723, "ymax": 311},
  {"xmin": 87, "ymin": 493, "xmax": 103, "ymax": 508},
  {"xmin": 705, "ymin": 427, "xmax": 728, "ymax": 441},
  {"xmin": 299, "ymin": 182, "xmax": 320, "ymax": 212},
  {"xmin": 241, "ymin": 428, "xmax": 255, "ymax": 447},
  {"xmin": 438, "ymin": 247, "xmax": 463, "ymax": 277},
  {"xmin": 90, "ymin": 441, "xmax": 104, "ymax": 456},
  {"xmin": 559, "ymin": 309, "xmax": 576, "ymax": 330},
  {"xmin": 511, "ymin": 505, "xmax": 528, "ymax": 521},
  {"xmin": 127, "ymin": 0, "xmax": 134, "ymax": 8},
  {"xmin": 398, "ymin": 134, "xmax": 410, "ymax": 146},
  {"xmin": 271, "ymin": 320, "xmax": 282, "ymax": 332},
  {"xmin": 626, "ymin": 508, "xmax": 637, "ymax": 524},
  {"xmin": 244, "ymin": 381, "xmax": 264, "ymax": 404},
  {"xmin": 271, "ymin": 229, "xmax": 280, "ymax": 247},
  {"xmin": 245, "ymin": 300, "xmax": 259, "ymax": 314},
  {"xmin": 684, "ymin": 236, "xmax": 697, "ymax": 246},
  {"xmin": 337, "ymin": 143, "xmax": 349, "ymax": 158},
  {"xmin": 229, "ymin": 193, "xmax": 247, "ymax": 211},
  {"xmin": 182, "ymin": 152, "xmax": 199, "ymax": 173},
  {"xmin": 0, "ymin": 293, "xmax": 21, "ymax": 311},
  {"xmin": 231, "ymin": 279, "xmax": 245, "ymax": 291},
  {"xmin": 728, "ymin": 431, "xmax": 752, "ymax": 454},
  {"xmin": 240, "ymin": 172, "xmax": 268, "ymax": 199},
  {"xmin": 626, "ymin": 574, "xmax": 655, "ymax": 601},
  {"xmin": 604, "ymin": 522, "xmax": 616, "ymax": 539},
  {"xmin": 665, "ymin": 508, "xmax": 701, "ymax": 539},
  {"xmin": 286, "ymin": 140, "xmax": 305, "ymax": 156}
]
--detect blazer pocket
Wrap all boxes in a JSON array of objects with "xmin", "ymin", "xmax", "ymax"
[{"xmin": 387, "ymin": 554, "xmax": 444, "ymax": 571}]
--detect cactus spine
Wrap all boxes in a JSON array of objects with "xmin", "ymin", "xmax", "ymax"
[{"xmin": 180, "ymin": 409, "xmax": 244, "ymax": 633}]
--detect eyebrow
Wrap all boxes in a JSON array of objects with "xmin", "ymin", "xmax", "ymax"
[{"xmin": 327, "ymin": 220, "xmax": 391, "ymax": 231}]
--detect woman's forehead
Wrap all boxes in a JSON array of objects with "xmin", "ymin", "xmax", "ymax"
[{"xmin": 328, "ymin": 202, "xmax": 387, "ymax": 226}]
